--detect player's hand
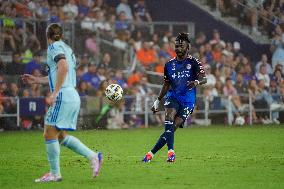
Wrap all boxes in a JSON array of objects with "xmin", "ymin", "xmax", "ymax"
[
  {"xmin": 46, "ymin": 92, "xmax": 57, "ymax": 106},
  {"xmin": 21, "ymin": 74, "xmax": 37, "ymax": 84},
  {"xmin": 151, "ymin": 99, "xmax": 160, "ymax": 113},
  {"xmin": 187, "ymin": 80, "xmax": 199, "ymax": 90}
]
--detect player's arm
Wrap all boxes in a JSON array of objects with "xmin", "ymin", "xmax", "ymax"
[
  {"xmin": 188, "ymin": 58, "xmax": 207, "ymax": 89},
  {"xmin": 53, "ymin": 58, "xmax": 68, "ymax": 95},
  {"xmin": 21, "ymin": 74, "xmax": 49, "ymax": 84},
  {"xmin": 152, "ymin": 66, "xmax": 171, "ymax": 113}
]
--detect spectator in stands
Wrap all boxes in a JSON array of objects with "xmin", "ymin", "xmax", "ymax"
[
  {"xmin": 24, "ymin": 53, "xmax": 42, "ymax": 75},
  {"xmin": 112, "ymin": 70, "xmax": 128, "ymax": 88},
  {"xmin": 49, "ymin": 5, "xmax": 61, "ymax": 23},
  {"xmin": 62, "ymin": 0, "xmax": 78, "ymax": 21},
  {"xmin": 25, "ymin": 27, "xmax": 41, "ymax": 54},
  {"xmin": 85, "ymin": 33, "xmax": 97, "ymax": 56},
  {"xmin": 78, "ymin": 0, "xmax": 90, "ymax": 19},
  {"xmin": 81, "ymin": 63, "xmax": 101, "ymax": 90},
  {"xmin": 6, "ymin": 52, "xmax": 24, "ymax": 75},
  {"xmin": 35, "ymin": 0, "xmax": 50, "ymax": 20},
  {"xmin": 244, "ymin": 0, "xmax": 262, "ymax": 35},
  {"xmin": 98, "ymin": 52, "xmax": 112, "ymax": 69},
  {"xmin": 0, "ymin": 59, "xmax": 5, "ymax": 75},
  {"xmin": 256, "ymin": 64, "xmax": 270, "ymax": 88},
  {"xmin": 271, "ymin": 24, "xmax": 284, "ymax": 71},
  {"xmin": 154, "ymin": 57, "xmax": 167, "ymax": 74},
  {"xmin": 223, "ymin": 77, "xmax": 244, "ymax": 112},
  {"xmin": 136, "ymin": 76, "xmax": 153, "ymax": 96},
  {"xmin": 158, "ymin": 42, "xmax": 175, "ymax": 60},
  {"xmin": 255, "ymin": 54, "xmax": 273, "ymax": 74},
  {"xmin": 115, "ymin": 11, "xmax": 130, "ymax": 32},
  {"xmin": 136, "ymin": 41, "xmax": 158, "ymax": 70},
  {"xmin": 78, "ymin": 80, "xmax": 88, "ymax": 96},
  {"xmin": 116, "ymin": 0, "xmax": 133, "ymax": 21},
  {"xmin": 113, "ymin": 31, "xmax": 129, "ymax": 50},
  {"xmin": 81, "ymin": 10, "xmax": 96, "ymax": 32},
  {"xmin": 127, "ymin": 70, "xmax": 142, "ymax": 86},
  {"xmin": 204, "ymin": 64, "xmax": 216, "ymax": 87},
  {"xmin": 130, "ymin": 30, "xmax": 143, "ymax": 51},
  {"xmin": 209, "ymin": 29, "xmax": 225, "ymax": 46},
  {"xmin": 133, "ymin": 0, "xmax": 152, "ymax": 22},
  {"xmin": 271, "ymin": 68, "xmax": 284, "ymax": 86},
  {"xmin": 194, "ymin": 31, "xmax": 207, "ymax": 49},
  {"xmin": 257, "ymin": 79, "xmax": 283, "ymax": 123}
]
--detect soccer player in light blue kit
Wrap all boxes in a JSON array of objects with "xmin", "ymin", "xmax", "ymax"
[
  {"xmin": 142, "ymin": 33, "xmax": 207, "ymax": 162},
  {"xmin": 22, "ymin": 23, "xmax": 103, "ymax": 182}
]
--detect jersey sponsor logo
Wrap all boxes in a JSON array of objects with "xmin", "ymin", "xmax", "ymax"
[{"xmin": 171, "ymin": 70, "xmax": 190, "ymax": 79}]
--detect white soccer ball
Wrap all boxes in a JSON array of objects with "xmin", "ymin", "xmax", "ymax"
[
  {"xmin": 105, "ymin": 84, "xmax": 123, "ymax": 101},
  {"xmin": 235, "ymin": 116, "xmax": 245, "ymax": 125}
]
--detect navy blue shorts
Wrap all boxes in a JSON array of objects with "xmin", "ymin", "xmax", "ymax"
[{"xmin": 164, "ymin": 97, "xmax": 195, "ymax": 122}]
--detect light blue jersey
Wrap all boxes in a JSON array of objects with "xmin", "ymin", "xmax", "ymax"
[
  {"xmin": 45, "ymin": 40, "xmax": 80, "ymax": 131},
  {"xmin": 47, "ymin": 40, "xmax": 77, "ymax": 91}
]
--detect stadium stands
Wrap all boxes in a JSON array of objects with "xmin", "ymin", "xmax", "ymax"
[{"xmin": 0, "ymin": 0, "xmax": 283, "ymax": 130}]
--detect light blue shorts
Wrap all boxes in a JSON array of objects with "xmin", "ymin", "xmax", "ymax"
[{"xmin": 45, "ymin": 88, "xmax": 81, "ymax": 131}]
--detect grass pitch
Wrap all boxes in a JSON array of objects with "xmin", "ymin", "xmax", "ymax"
[{"xmin": 0, "ymin": 125, "xmax": 284, "ymax": 189}]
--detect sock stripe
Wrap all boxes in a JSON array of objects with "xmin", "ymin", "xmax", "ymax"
[
  {"xmin": 164, "ymin": 120, "xmax": 173, "ymax": 124},
  {"xmin": 45, "ymin": 139, "xmax": 58, "ymax": 144}
]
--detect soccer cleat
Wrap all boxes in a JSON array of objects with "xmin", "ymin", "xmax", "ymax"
[
  {"xmin": 142, "ymin": 152, "xmax": 153, "ymax": 163},
  {"xmin": 167, "ymin": 151, "xmax": 176, "ymax": 162},
  {"xmin": 35, "ymin": 172, "xmax": 62, "ymax": 183},
  {"xmin": 91, "ymin": 152, "xmax": 103, "ymax": 178}
]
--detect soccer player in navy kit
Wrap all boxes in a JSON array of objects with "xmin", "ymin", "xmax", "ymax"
[{"xmin": 142, "ymin": 33, "xmax": 207, "ymax": 162}]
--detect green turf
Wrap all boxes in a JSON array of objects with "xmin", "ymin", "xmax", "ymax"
[{"xmin": 0, "ymin": 125, "xmax": 284, "ymax": 189}]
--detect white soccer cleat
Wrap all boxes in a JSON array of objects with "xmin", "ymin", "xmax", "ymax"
[
  {"xmin": 35, "ymin": 172, "xmax": 62, "ymax": 183},
  {"xmin": 91, "ymin": 152, "xmax": 103, "ymax": 178}
]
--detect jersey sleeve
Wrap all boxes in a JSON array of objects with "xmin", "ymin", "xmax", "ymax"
[
  {"xmin": 193, "ymin": 57, "xmax": 205, "ymax": 77},
  {"xmin": 163, "ymin": 65, "xmax": 170, "ymax": 83},
  {"xmin": 49, "ymin": 42, "xmax": 66, "ymax": 63}
]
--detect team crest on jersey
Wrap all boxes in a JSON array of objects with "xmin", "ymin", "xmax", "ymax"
[{"xmin": 186, "ymin": 64, "xmax": 191, "ymax": 70}]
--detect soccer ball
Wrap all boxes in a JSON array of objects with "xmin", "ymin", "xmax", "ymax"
[
  {"xmin": 235, "ymin": 116, "xmax": 245, "ymax": 125},
  {"xmin": 105, "ymin": 84, "xmax": 123, "ymax": 101}
]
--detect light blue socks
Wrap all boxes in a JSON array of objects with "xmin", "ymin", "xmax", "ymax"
[
  {"xmin": 61, "ymin": 135, "xmax": 95, "ymax": 160},
  {"xmin": 45, "ymin": 139, "xmax": 60, "ymax": 176}
]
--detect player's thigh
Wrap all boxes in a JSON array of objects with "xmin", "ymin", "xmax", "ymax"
[
  {"xmin": 58, "ymin": 131, "xmax": 68, "ymax": 141},
  {"xmin": 44, "ymin": 125, "xmax": 60, "ymax": 140},
  {"xmin": 164, "ymin": 98, "xmax": 180, "ymax": 120},
  {"xmin": 174, "ymin": 117, "xmax": 184, "ymax": 131},
  {"xmin": 165, "ymin": 108, "xmax": 177, "ymax": 120}
]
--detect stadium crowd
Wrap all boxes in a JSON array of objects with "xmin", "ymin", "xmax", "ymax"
[{"xmin": 0, "ymin": 0, "xmax": 284, "ymax": 130}]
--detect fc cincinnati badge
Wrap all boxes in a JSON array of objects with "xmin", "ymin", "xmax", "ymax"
[{"xmin": 186, "ymin": 64, "xmax": 191, "ymax": 69}]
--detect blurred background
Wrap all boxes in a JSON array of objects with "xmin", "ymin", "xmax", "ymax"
[{"xmin": 0, "ymin": 0, "xmax": 284, "ymax": 131}]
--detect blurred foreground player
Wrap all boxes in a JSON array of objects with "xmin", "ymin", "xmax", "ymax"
[
  {"xmin": 142, "ymin": 33, "xmax": 207, "ymax": 162},
  {"xmin": 21, "ymin": 23, "xmax": 103, "ymax": 182}
]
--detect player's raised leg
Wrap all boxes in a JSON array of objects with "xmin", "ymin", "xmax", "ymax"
[
  {"xmin": 59, "ymin": 132, "xmax": 103, "ymax": 178},
  {"xmin": 35, "ymin": 126, "xmax": 62, "ymax": 182}
]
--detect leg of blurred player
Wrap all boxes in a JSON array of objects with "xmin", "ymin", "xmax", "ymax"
[
  {"xmin": 35, "ymin": 126, "xmax": 62, "ymax": 182},
  {"xmin": 58, "ymin": 131, "xmax": 103, "ymax": 178}
]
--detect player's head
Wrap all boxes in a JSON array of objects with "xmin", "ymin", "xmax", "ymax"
[
  {"xmin": 46, "ymin": 23, "xmax": 63, "ymax": 42},
  {"xmin": 175, "ymin": 32, "xmax": 190, "ymax": 59}
]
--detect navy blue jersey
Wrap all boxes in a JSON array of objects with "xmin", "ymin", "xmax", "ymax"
[{"xmin": 164, "ymin": 55, "xmax": 205, "ymax": 103}]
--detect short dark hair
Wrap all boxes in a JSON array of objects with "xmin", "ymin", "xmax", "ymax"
[
  {"xmin": 46, "ymin": 23, "xmax": 63, "ymax": 41},
  {"xmin": 175, "ymin": 32, "xmax": 190, "ymax": 44}
]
